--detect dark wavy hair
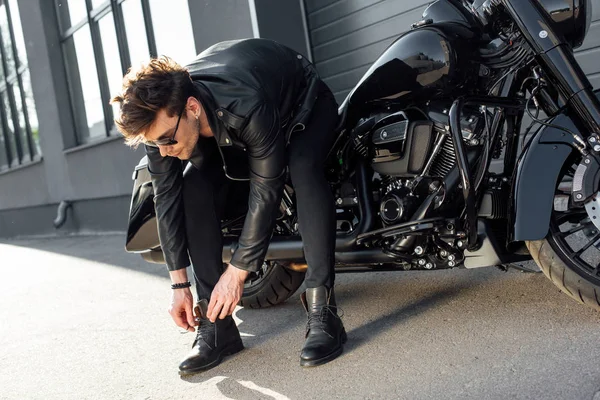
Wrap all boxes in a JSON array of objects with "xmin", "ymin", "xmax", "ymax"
[{"xmin": 111, "ymin": 56, "xmax": 194, "ymax": 147}]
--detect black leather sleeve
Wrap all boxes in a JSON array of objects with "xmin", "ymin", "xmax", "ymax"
[
  {"xmin": 229, "ymin": 102, "xmax": 286, "ymax": 272},
  {"xmin": 145, "ymin": 145, "xmax": 190, "ymax": 271}
]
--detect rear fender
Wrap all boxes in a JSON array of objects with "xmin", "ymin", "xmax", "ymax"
[{"xmin": 125, "ymin": 156, "xmax": 161, "ymax": 253}]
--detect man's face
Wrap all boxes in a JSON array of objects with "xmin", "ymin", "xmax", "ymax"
[{"xmin": 143, "ymin": 104, "xmax": 201, "ymax": 160}]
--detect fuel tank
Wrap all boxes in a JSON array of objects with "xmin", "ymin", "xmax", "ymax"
[{"xmin": 346, "ymin": 24, "xmax": 477, "ymax": 107}]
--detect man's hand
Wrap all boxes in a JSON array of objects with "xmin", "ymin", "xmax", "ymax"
[
  {"xmin": 207, "ymin": 264, "xmax": 250, "ymax": 323},
  {"xmin": 169, "ymin": 287, "xmax": 197, "ymax": 332}
]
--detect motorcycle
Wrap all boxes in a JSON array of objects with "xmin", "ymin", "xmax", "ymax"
[{"xmin": 125, "ymin": 0, "xmax": 600, "ymax": 311}]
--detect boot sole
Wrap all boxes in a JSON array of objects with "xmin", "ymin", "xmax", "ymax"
[
  {"xmin": 300, "ymin": 329, "xmax": 347, "ymax": 368},
  {"xmin": 178, "ymin": 340, "xmax": 244, "ymax": 376}
]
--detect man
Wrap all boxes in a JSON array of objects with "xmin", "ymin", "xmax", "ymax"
[{"xmin": 112, "ymin": 39, "xmax": 346, "ymax": 375}]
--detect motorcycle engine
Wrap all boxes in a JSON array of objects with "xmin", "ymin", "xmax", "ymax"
[{"xmin": 352, "ymin": 103, "xmax": 486, "ymax": 226}]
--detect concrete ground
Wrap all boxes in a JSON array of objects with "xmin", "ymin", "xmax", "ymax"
[{"xmin": 2, "ymin": 234, "xmax": 600, "ymax": 400}]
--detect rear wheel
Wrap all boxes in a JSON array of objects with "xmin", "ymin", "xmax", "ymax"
[
  {"xmin": 526, "ymin": 157, "xmax": 600, "ymax": 310},
  {"xmin": 240, "ymin": 261, "xmax": 305, "ymax": 309}
]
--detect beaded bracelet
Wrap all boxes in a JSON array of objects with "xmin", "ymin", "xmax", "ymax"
[{"xmin": 171, "ymin": 281, "xmax": 191, "ymax": 289}]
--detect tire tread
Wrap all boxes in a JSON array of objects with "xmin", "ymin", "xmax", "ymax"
[
  {"xmin": 240, "ymin": 263, "xmax": 305, "ymax": 309},
  {"xmin": 527, "ymin": 239, "xmax": 600, "ymax": 311}
]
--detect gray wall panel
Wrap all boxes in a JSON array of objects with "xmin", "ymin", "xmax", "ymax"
[
  {"xmin": 309, "ymin": 0, "xmax": 382, "ymax": 30},
  {"xmin": 577, "ymin": 22, "xmax": 600, "ymax": 51},
  {"xmin": 64, "ymin": 140, "xmax": 144, "ymax": 201},
  {"xmin": 575, "ymin": 48, "xmax": 600, "ymax": 77},
  {"xmin": 0, "ymin": 163, "xmax": 49, "ymax": 210},
  {"xmin": 312, "ymin": 8, "xmax": 424, "ymax": 62},
  {"xmin": 188, "ymin": 0, "xmax": 254, "ymax": 54},
  {"xmin": 305, "ymin": 0, "xmax": 339, "ymax": 14},
  {"xmin": 0, "ymin": 195, "xmax": 131, "ymax": 238},
  {"xmin": 253, "ymin": 0, "xmax": 312, "ymax": 57},
  {"xmin": 316, "ymin": 39, "xmax": 389, "ymax": 78},
  {"xmin": 310, "ymin": 0, "xmax": 427, "ymax": 47},
  {"xmin": 575, "ymin": 18, "xmax": 600, "ymax": 89},
  {"xmin": 323, "ymin": 65, "xmax": 370, "ymax": 94}
]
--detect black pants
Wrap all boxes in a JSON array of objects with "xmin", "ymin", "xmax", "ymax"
[{"xmin": 182, "ymin": 83, "xmax": 339, "ymax": 299}]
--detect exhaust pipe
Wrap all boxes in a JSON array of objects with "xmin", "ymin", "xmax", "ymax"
[{"xmin": 222, "ymin": 161, "xmax": 376, "ymax": 263}]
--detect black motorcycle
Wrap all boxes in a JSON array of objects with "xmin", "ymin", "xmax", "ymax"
[{"xmin": 125, "ymin": 0, "xmax": 600, "ymax": 311}]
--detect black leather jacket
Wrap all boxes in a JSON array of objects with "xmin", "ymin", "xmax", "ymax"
[{"xmin": 146, "ymin": 39, "xmax": 321, "ymax": 272}]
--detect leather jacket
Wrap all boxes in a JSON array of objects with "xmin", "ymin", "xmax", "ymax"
[{"xmin": 145, "ymin": 39, "xmax": 322, "ymax": 272}]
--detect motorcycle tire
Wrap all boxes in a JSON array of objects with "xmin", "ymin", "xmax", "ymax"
[
  {"xmin": 527, "ymin": 239, "xmax": 600, "ymax": 311},
  {"xmin": 240, "ymin": 261, "xmax": 305, "ymax": 309}
]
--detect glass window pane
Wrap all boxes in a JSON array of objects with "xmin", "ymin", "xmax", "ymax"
[
  {"xmin": 91, "ymin": 0, "xmax": 109, "ymax": 9},
  {"xmin": 0, "ymin": 4, "xmax": 15, "ymax": 77},
  {"xmin": 11, "ymin": 82, "xmax": 29, "ymax": 161},
  {"xmin": 149, "ymin": 0, "xmax": 196, "ymax": 65},
  {"xmin": 1, "ymin": 90, "xmax": 17, "ymax": 166},
  {"xmin": 21, "ymin": 69, "xmax": 39, "ymax": 157},
  {"xmin": 68, "ymin": 0, "xmax": 87, "ymax": 27},
  {"xmin": 65, "ymin": 24, "xmax": 105, "ymax": 142},
  {"xmin": 98, "ymin": 12, "xmax": 122, "ymax": 127},
  {"xmin": 0, "ymin": 125, "xmax": 8, "ymax": 171},
  {"xmin": 8, "ymin": 0, "xmax": 26, "ymax": 67},
  {"xmin": 122, "ymin": 0, "xmax": 150, "ymax": 68},
  {"xmin": 56, "ymin": 0, "xmax": 88, "ymax": 31}
]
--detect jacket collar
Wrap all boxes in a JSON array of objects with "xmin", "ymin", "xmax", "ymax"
[{"xmin": 193, "ymin": 81, "xmax": 233, "ymax": 147}]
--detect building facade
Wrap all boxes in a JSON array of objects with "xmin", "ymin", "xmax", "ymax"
[{"xmin": 0, "ymin": 0, "xmax": 599, "ymax": 238}]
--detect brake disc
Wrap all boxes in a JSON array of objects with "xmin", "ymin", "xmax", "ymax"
[{"xmin": 584, "ymin": 195, "xmax": 600, "ymax": 232}]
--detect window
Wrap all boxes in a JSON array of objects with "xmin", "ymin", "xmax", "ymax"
[
  {"xmin": 0, "ymin": 0, "xmax": 41, "ymax": 172},
  {"xmin": 56, "ymin": 0, "xmax": 197, "ymax": 146}
]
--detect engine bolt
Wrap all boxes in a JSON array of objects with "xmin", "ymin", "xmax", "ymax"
[
  {"xmin": 469, "ymin": 139, "xmax": 479, "ymax": 146},
  {"xmin": 589, "ymin": 136, "xmax": 597, "ymax": 143},
  {"xmin": 457, "ymin": 240, "xmax": 464, "ymax": 248},
  {"xmin": 352, "ymin": 197, "xmax": 358, "ymax": 204},
  {"xmin": 594, "ymin": 145, "xmax": 600, "ymax": 152},
  {"xmin": 415, "ymin": 246, "xmax": 424, "ymax": 255},
  {"xmin": 448, "ymin": 254, "xmax": 456, "ymax": 261},
  {"xmin": 585, "ymin": 158, "xmax": 591, "ymax": 164},
  {"xmin": 425, "ymin": 262, "xmax": 434, "ymax": 270},
  {"xmin": 576, "ymin": 193, "xmax": 583, "ymax": 200},
  {"xmin": 448, "ymin": 260, "xmax": 456, "ymax": 267},
  {"xmin": 336, "ymin": 198, "xmax": 343, "ymax": 205},
  {"xmin": 418, "ymin": 258, "xmax": 426, "ymax": 266},
  {"xmin": 440, "ymin": 250, "xmax": 448, "ymax": 257}
]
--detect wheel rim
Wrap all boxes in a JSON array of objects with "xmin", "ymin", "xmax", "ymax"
[{"xmin": 547, "ymin": 157, "xmax": 600, "ymax": 286}]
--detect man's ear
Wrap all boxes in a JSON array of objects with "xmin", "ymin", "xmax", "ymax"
[{"xmin": 187, "ymin": 96, "xmax": 202, "ymax": 117}]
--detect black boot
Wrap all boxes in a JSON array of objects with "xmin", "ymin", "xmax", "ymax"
[
  {"xmin": 300, "ymin": 286, "xmax": 347, "ymax": 367},
  {"xmin": 178, "ymin": 299, "xmax": 244, "ymax": 376}
]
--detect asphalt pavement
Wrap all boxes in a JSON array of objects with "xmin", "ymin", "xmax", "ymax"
[{"xmin": 2, "ymin": 234, "xmax": 600, "ymax": 400}]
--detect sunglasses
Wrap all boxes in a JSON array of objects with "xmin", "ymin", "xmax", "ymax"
[{"xmin": 145, "ymin": 106, "xmax": 185, "ymax": 148}]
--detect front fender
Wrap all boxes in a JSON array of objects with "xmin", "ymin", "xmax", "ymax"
[{"xmin": 510, "ymin": 114, "xmax": 580, "ymax": 241}]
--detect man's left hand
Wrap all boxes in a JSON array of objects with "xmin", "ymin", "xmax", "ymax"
[{"xmin": 207, "ymin": 264, "xmax": 250, "ymax": 323}]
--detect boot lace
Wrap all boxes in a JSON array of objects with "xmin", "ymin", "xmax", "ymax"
[
  {"xmin": 306, "ymin": 306, "xmax": 344, "ymax": 337},
  {"xmin": 193, "ymin": 320, "xmax": 215, "ymax": 348}
]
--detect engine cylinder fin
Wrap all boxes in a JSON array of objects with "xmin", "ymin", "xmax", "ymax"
[{"xmin": 430, "ymin": 136, "xmax": 456, "ymax": 177}]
